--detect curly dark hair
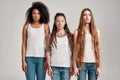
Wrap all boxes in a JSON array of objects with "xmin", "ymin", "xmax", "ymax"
[{"xmin": 25, "ymin": 1, "xmax": 49, "ymax": 24}]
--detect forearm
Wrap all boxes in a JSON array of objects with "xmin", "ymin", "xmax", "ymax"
[
  {"xmin": 72, "ymin": 49, "xmax": 78, "ymax": 68},
  {"xmin": 22, "ymin": 45, "xmax": 26, "ymax": 63},
  {"xmin": 45, "ymin": 51, "xmax": 51, "ymax": 66},
  {"xmin": 98, "ymin": 53, "xmax": 102, "ymax": 69},
  {"xmin": 72, "ymin": 57, "xmax": 77, "ymax": 68}
]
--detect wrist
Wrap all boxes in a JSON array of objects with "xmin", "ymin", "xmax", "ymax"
[
  {"xmin": 48, "ymin": 66, "xmax": 51, "ymax": 69},
  {"xmin": 22, "ymin": 59, "xmax": 26, "ymax": 63}
]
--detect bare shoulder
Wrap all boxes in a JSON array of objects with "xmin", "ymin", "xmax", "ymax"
[
  {"xmin": 44, "ymin": 23, "xmax": 50, "ymax": 35},
  {"xmin": 44, "ymin": 23, "xmax": 49, "ymax": 28},
  {"xmin": 74, "ymin": 29, "xmax": 78, "ymax": 36},
  {"xmin": 96, "ymin": 28, "xmax": 101, "ymax": 39},
  {"xmin": 96, "ymin": 28, "xmax": 100, "ymax": 35},
  {"xmin": 23, "ymin": 23, "xmax": 29, "ymax": 30},
  {"xmin": 22, "ymin": 23, "xmax": 29, "ymax": 37},
  {"xmin": 44, "ymin": 23, "xmax": 49, "ymax": 30},
  {"xmin": 73, "ymin": 29, "xmax": 78, "ymax": 41},
  {"xmin": 97, "ymin": 28, "xmax": 100, "ymax": 33}
]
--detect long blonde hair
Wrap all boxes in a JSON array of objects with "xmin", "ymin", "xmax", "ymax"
[{"xmin": 77, "ymin": 8, "xmax": 100, "ymax": 67}]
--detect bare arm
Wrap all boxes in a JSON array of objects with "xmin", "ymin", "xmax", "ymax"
[
  {"xmin": 44, "ymin": 24, "xmax": 51, "ymax": 69},
  {"xmin": 96, "ymin": 29, "xmax": 102, "ymax": 76},
  {"xmin": 44, "ymin": 24, "xmax": 50, "ymax": 41},
  {"xmin": 21, "ymin": 24, "xmax": 28, "ymax": 72},
  {"xmin": 44, "ymin": 24, "xmax": 50, "ymax": 61},
  {"xmin": 72, "ymin": 30, "xmax": 79, "ymax": 76},
  {"xmin": 21, "ymin": 24, "xmax": 28, "ymax": 63},
  {"xmin": 72, "ymin": 30, "xmax": 78, "ymax": 68},
  {"xmin": 97, "ymin": 29, "xmax": 102, "ymax": 69}
]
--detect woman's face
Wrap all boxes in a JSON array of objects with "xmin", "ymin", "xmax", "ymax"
[
  {"xmin": 83, "ymin": 10, "xmax": 91, "ymax": 24},
  {"xmin": 32, "ymin": 9, "xmax": 40, "ymax": 22},
  {"xmin": 55, "ymin": 16, "xmax": 66, "ymax": 30}
]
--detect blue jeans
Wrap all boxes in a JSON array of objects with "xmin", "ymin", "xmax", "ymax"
[
  {"xmin": 78, "ymin": 63, "xmax": 97, "ymax": 80},
  {"xmin": 25, "ymin": 57, "xmax": 46, "ymax": 80},
  {"xmin": 51, "ymin": 66, "xmax": 70, "ymax": 80}
]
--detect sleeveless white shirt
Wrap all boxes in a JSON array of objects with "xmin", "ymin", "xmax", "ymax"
[
  {"xmin": 83, "ymin": 34, "xmax": 96, "ymax": 62},
  {"xmin": 51, "ymin": 35, "xmax": 71, "ymax": 67},
  {"xmin": 26, "ymin": 24, "xmax": 45, "ymax": 57}
]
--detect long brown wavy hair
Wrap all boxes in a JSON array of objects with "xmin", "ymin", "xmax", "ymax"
[
  {"xmin": 47, "ymin": 13, "xmax": 73, "ymax": 54},
  {"xmin": 76, "ymin": 8, "xmax": 101, "ymax": 67}
]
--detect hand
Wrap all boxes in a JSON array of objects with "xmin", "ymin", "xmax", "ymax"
[
  {"xmin": 44, "ymin": 61, "xmax": 49, "ymax": 70},
  {"xmin": 48, "ymin": 67, "xmax": 53, "ymax": 77},
  {"xmin": 22, "ymin": 61, "xmax": 27, "ymax": 72},
  {"xmin": 70, "ymin": 67, "xmax": 74, "ymax": 76},
  {"xmin": 73, "ymin": 66, "xmax": 79, "ymax": 77},
  {"xmin": 96, "ymin": 67, "xmax": 101, "ymax": 77}
]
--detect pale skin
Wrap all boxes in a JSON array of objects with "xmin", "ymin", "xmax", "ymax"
[
  {"xmin": 22, "ymin": 9, "xmax": 50, "ymax": 72},
  {"xmin": 46, "ymin": 16, "xmax": 73, "ymax": 77},
  {"xmin": 47, "ymin": 16, "xmax": 66, "ymax": 77},
  {"xmin": 73, "ymin": 10, "xmax": 102, "ymax": 77}
]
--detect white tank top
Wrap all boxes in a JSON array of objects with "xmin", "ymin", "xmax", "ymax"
[
  {"xmin": 51, "ymin": 35, "xmax": 71, "ymax": 67},
  {"xmin": 26, "ymin": 24, "xmax": 45, "ymax": 57},
  {"xmin": 83, "ymin": 33, "xmax": 96, "ymax": 62}
]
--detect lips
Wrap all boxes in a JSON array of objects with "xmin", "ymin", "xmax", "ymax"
[
  {"xmin": 58, "ymin": 25, "xmax": 62, "ymax": 27},
  {"xmin": 86, "ymin": 19, "xmax": 90, "ymax": 22}
]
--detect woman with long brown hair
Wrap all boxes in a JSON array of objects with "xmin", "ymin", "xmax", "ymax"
[
  {"xmin": 45, "ymin": 13, "xmax": 73, "ymax": 80},
  {"xmin": 73, "ymin": 8, "xmax": 102, "ymax": 80}
]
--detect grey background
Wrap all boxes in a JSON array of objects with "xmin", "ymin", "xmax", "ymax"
[{"xmin": 0, "ymin": 0, "xmax": 119, "ymax": 80}]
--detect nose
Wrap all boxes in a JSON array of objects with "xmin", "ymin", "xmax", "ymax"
[
  {"xmin": 35, "ymin": 14, "xmax": 38, "ymax": 17},
  {"xmin": 58, "ymin": 22, "xmax": 62, "ymax": 25},
  {"xmin": 86, "ymin": 16, "xmax": 89, "ymax": 20},
  {"xmin": 86, "ymin": 15, "xmax": 89, "ymax": 18}
]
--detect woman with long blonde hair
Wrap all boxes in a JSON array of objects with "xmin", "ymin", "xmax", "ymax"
[{"xmin": 73, "ymin": 8, "xmax": 102, "ymax": 80}]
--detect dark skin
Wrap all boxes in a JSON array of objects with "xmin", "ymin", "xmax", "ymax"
[{"xmin": 21, "ymin": 9, "xmax": 50, "ymax": 72}]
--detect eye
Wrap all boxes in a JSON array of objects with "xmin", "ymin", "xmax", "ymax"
[
  {"xmin": 38, "ymin": 12, "xmax": 40, "ymax": 15},
  {"xmin": 83, "ymin": 13, "xmax": 87, "ymax": 16},
  {"xmin": 55, "ymin": 20, "xmax": 59, "ymax": 23},
  {"xmin": 89, "ymin": 14, "xmax": 91, "ymax": 16}
]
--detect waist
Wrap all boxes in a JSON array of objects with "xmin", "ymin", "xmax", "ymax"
[{"xmin": 26, "ymin": 47, "xmax": 45, "ymax": 57}]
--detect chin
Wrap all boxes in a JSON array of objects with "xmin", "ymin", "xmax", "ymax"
[{"xmin": 34, "ymin": 20, "xmax": 39, "ymax": 22}]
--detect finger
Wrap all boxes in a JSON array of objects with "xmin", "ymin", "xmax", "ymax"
[
  {"xmin": 44, "ymin": 62, "xmax": 48, "ymax": 70},
  {"xmin": 74, "ymin": 73, "xmax": 78, "ymax": 77},
  {"xmin": 77, "ymin": 72, "xmax": 79, "ymax": 76},
  {"xmin": 70, "ymin": 70, "xmax": 73, "ymax": 76},
  {"xmin": 51, "ymin": 72, "xmax": 54, "ymax": 76},
  {"xmin": 48, "ymin": 72, "xmax": 51, "ymax": 76},
  {"xmin": 23, "ymin": 67, "xmax": 26, "ymax": 72},
  {"xmin": 96, "ymin": 70, "xmax": 100, "ymax": 77},
  {"xmin": 22, "ymin": 66, "xmax": 26, "ymax": 72},
  {"xmin": 49, "ymin": 71, "xmax": 53, "ymax": 77},
  {"xmin": 48, "ymin": 69, "xmax": 51, "ymax": 76},
  {"xmin": 24, "ymin": 65, "xmax": 27, "ymax": 72}
]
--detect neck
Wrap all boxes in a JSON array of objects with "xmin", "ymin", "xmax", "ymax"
[
  {"xmin": 85, "ymin": 24, "xmax": 90, "ymax": 33},
  {"xmin": 31, "ymin": 21, "xmax": 41, "ymax": 28},
  {"xmin": 32, "ymin": 21, "xmax": 40, "ymax": 24},
  {"xmin": 56, "ymin": 29, "xmax": 66, "ymax": 37}
]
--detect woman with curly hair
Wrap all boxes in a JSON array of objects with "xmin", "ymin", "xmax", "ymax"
[{"xmin": 21, "ymin": 1, "xmax": 50, "ymax": 80}]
